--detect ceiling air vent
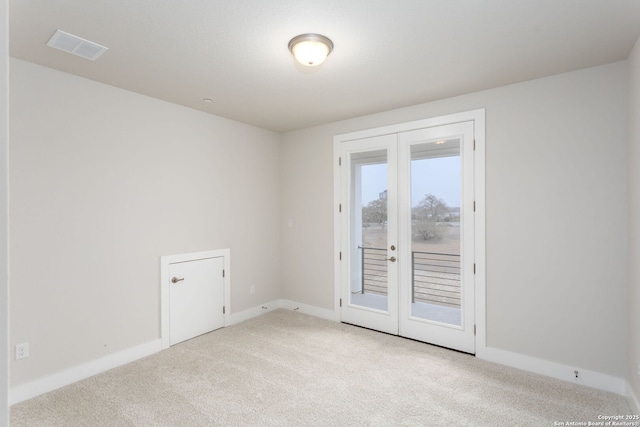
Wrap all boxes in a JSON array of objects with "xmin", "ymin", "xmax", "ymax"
[{"xmin": 46, "ymin": 30, "xmax": 108, "ymax": 61}]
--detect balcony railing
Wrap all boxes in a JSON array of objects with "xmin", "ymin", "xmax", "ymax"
[
  {"xmin": 412, "ymin": 251, "xmax": 461, "ymax": 308},
  {"xmin": 360, "ymin": 246, "xmax": 388, "ymax": 296},
  {"xmin": 359, "ymin": 247, "xmax": 461, "ymax": 309}
]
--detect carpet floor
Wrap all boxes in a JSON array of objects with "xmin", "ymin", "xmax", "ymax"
[{"xmin": 11, "ymin": 309, "xmax": 632, "ymax": 426}]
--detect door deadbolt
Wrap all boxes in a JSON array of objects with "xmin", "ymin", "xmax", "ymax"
[
  {"xmin": 390, "ymin": 245, "xmax": 396, "ymax": 251},
  {"xmin": 171, "ymin": 277, "xmax": 184, "ymax": 284}
]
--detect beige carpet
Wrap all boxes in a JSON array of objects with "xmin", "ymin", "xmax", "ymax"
[{"xmin": 11, "ymin": 309, "xmax": 632, "ymax": 426}]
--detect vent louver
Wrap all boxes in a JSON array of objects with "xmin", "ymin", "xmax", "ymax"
[{"xmin": 46, "ymin": 30, "xmax": 108, "ymax": 61}]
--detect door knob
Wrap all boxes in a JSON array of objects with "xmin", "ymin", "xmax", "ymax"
[
  {"xmin": 387, "ymin": 256, "xmax": 396, "ymax": 262},
  {"xmin": 171, "ymin": 277, "xmax": 184, "ymax": 284},
  {"xmin": 390, "ymin": 245, "xmax": 396, "ymax": 251}
]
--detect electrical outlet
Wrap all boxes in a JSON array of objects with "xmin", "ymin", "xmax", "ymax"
[
  {"xmin": 250, "ymin": 285, "xmax": 256, "ymax": 295},
  {"xmin": 15, "ymin": 343, "xmax": 29, "ymax": 360}
]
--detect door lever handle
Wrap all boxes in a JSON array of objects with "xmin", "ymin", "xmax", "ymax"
[
  {"xmin": 171, "ymin": 277, "xmax": 185, "ymax": 284},
  {"xmin": 387, "ymin": 256, "xmax": 396, "ymax": 262}
]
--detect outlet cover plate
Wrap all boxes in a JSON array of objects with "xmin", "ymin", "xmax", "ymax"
[{"xmin": 16, "ymin": 342, "xmax": 29, "ymax": 360}]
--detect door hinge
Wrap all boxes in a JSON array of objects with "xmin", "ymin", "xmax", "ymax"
[
  {"xmin": 223, "ymin": 305, "xmax": 226, "ymax": 314},
  {"xmin": 474, "ymin": 324, "xmax": 476, "ymax": 335},
  {"xmin": 340, "ymin": 298, "xmax": 342, "ymax": 307},
  {"xmin": 473, "ymin": 139, "xmax": 476, "ymax": 151},
  {"xmin": 339, "ymin": 203, "xmax": 342, "ymax": 213},
  {"xmin": 339, "ymin": 157, "xmax": 342, "ymax": 166},
  {"xmin": 473, "ymin": 201, "xmax": 476, "ymax": 212},
  {"xmin": 222, "ymin": 269, "xmax": 225, "ymax": 278},
  {"xmin": 339, "ymin": 251, "xmax": 342, "ymax": 260},
  {"xmin": 473, "ymin": 263, "xmax": 476, "ymax": 274}
]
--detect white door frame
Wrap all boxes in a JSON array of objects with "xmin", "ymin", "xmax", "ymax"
[
  {"xmin": 333, "ymin": 109, "xmax": 486, "ymax": 355},
  {"xmin": 160, "ymin": 248, "xmax": 231, "ymax": 349}
]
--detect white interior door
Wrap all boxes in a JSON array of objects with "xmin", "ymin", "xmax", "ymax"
[
  {"xmin": 169, "ymin": 256, "xmax": 225, "ymax": 346},
  {"xmin": 339, "ymin": 121, "xmax": 476, "ymax": 354}
]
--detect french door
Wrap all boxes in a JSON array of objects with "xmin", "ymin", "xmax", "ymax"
[{"xmin": 339, "ymin": 121, "xmax": 476, "ymax": 354}]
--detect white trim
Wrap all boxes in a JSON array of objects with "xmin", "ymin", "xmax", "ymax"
[
  {"xmin": 333, "ymin": 137, "xmax": 342, "ymax": 316},
  {"xmin": 10, "ymin": 339, "xmax": 161, "ymax": 405},
  {"xmin": 479, "ymin": 346, "xmax": 626, "ymax": 395},
  {"xmin": 160, "ymin": 249, "xmax": 231, "ymax": 350},
  {"xmin": 336, "ymin": 109, "xmax": 486, "ymax": 143},
  {"xmin": 9, "ymin": 301, "xmax": 307, "ymax": 406},
  {"xmin": 10, "ymin": 302, "xmax": 629, "ymax": 405},
  {"xmin": 238, "ymin": 299, "xmax": 629, "ymax": 397},
  {"xmin": 228, "ymin": 300, "xmax": 281, "ymax": 325},
  {"xmin": 279, "ymin": 299, "xmax": 338, "ymax": 322},
  {"xmin": 472, "ymin": 111, "xmax": 487, "ymax": 359},
  {"xmin": 628, "ymin": 382, "xmax": 640, "ymax": 415},
  {"xmin": 229, "ymin": 300, "xmax": 338, "ymax": 325}
]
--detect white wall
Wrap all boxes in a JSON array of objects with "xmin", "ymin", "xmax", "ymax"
[
  {"xmin": 281, "ymin": 61, "xmax": 629, "ymax": 379},
  {"xmin": 8, "ymin": 52, "xmax": 632, "ymax": 405},
  {"xmin": 628, "ymin": 36, "xmax": 640, "ymax": 408},
  {"xmin": 9, "ymin": 59, "xmax": 282, "ymax": 387},
  {"xmin": 0, "ymin": 0, "xmax": 9, "ymax": 423}
]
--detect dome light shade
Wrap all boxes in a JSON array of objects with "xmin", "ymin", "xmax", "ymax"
[{"xmin": 288, "ymin": 34, "xmax": 333, "ymax": 66}]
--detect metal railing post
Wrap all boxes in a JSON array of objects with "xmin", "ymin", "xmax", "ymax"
[
  {"xmin": 361, "ymin": 246, "xmax": 365, "ymax": 294},
  {"xmin": 411, "ymin": 251, "xmax": 415, "ymax": 303}
]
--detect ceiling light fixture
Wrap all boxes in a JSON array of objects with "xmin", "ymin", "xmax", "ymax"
[{"xmin": 288, "ymin": 33, "xmax": 333, "ymax": 67}]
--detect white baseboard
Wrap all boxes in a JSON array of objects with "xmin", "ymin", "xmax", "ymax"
[
  {"xmin": 479, "ymin": 346, "xmax": 626, "ymax": 396},
  {"xmin": 235, "ymin": 301, "xmax": 628, "ymax": 397},
  {"xmin": 10, "ymin": 300, "xmax": 321, "ymax": 406},
  {"xmin": 229, "ymin": 299, "xmax": 338, "ymax": 325},
  {"xmin": 628, "ymin": 382, "xmax": 640, "ymax": 414},
  {"xmin": 11, "ymin": 302, "xmax": 629, "ymax": 408},
  {"xmin": 278, "ymin": 299, "xmax": 339, "ymax": 322},
  {"xmin": 10, "ymin": 339, "xmax": 162, "ymax": 405},
  {"xmin": 228, "ymin": 300, "xmax": 282, "ymax": 325}
]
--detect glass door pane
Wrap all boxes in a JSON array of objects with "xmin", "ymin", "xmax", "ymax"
[
  {"xmin": 349, "ymin": 150, "xmax": 389, "ymax": 311},
  {"xmin": 409, "ymin": 140, "xmax": 461, "ymax": 326}
]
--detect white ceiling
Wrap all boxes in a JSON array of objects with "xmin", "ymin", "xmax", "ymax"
[{"xmin": 9, "ymin": 0, "xmax": 640, "ymax": 132}]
